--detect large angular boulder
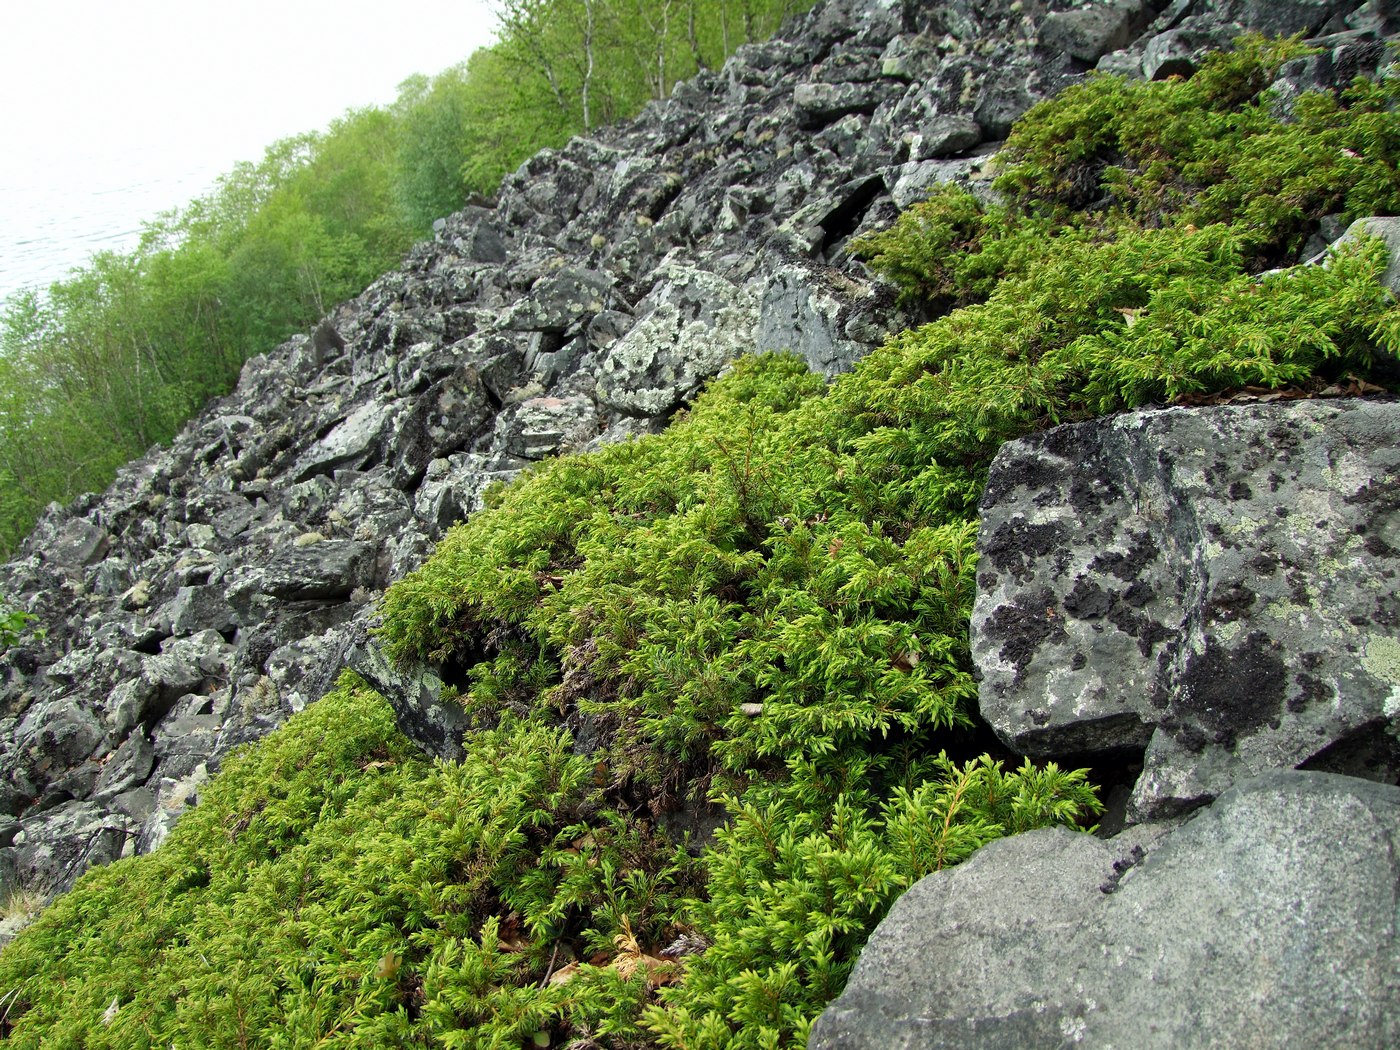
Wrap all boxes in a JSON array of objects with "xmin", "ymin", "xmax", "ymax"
[
  {"xmin": 290, "ymin": 400, "xmax": 400, "ymax": 482},
  {"xmin": 812, "ymin": 771, "xmax": 1400, "ymax": 1050},
  {"xmin": 972, "ymin": 399, "xmax": 1400, "ymax": 821},
  {"xmin": 1038, "ymin": 0, "xmax": 1156, "ymax": 64}
]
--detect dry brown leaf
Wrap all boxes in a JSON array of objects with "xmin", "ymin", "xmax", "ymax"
[
  {"xmin": 610, "ymin": 951, "xmax": 679, "ymax": 988},
  {"xmin": 547, "ymin": 961, "xmax": 580, "ymax": 986},
  {"xmin": 608, "ymin": 916, "xmax": 681, "ymax": 988},
  {"xmin": 892, "ymin": 651, "xmax": 921, "ymax": 672}
]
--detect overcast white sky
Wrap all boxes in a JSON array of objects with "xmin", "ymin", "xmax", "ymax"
[{"xmin": 0, "ymin": 0, "xmax": 501, "ymax": 296}]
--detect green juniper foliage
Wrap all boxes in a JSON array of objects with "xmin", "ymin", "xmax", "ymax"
[{"xmin": 4, "ymin": 37, "xmax": 1400, "ymax": 1050}]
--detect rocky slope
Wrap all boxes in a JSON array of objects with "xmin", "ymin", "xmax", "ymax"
[{"xmin": 1, "ymin": 0, "xmax": 1397, "ymax": 1031}]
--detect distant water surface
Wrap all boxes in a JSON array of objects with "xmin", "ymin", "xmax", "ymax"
[{"xmin": 0, "ymin": 142, "xmax": 229, "ymax": 305}]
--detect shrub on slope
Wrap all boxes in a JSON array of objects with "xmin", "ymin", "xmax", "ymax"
[{"xmin": 3, "ymin": 37, "xmax": 1399, "ymax": 1050}]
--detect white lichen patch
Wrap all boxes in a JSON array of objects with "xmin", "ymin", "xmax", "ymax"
[{"xmin": 1362, "ymin": 635, "xmax": 1400, "ymax": 684}]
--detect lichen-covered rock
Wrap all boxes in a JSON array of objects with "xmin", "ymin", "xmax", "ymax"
[
  {"xmin": 1039, "ymin": 0, "xmax": 1156, "ymax": 64},
  {"xmin": 756, "ymin": 261, "xmax": 890, "ymax": 376},
  {"xmin": 793, "ymin": 80, "xmax": 890, "ymax": 127},
  {"xmin": 973, "ymin": 399, "xmax": 1400, "ymax": 821},
  {"xmin": 338, "ymin": 617, "xmax": 471, "ymax": 763},
  {"xmin": 1329, "ymin": 215, "xmax": 1400, "ymax": 297},
  {"xmin": 811, "ymin": 771, "xmax": 1400, "ymax": 1050},
  {"xmin": 596, "ymin": 265, "xmax": 759, "ymax": 416},
  {"xmin": 290, "ymin": 399, "xmax": 401, "ymax": 482},
  {"xmin": 502, "ymin": 266, "xmax": 615, "ymax": 333}
]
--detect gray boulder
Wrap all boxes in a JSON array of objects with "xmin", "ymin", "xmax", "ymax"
[
  {"xmin": 1235, "ymin": 0, "xmax": 1350, "ymax": 37},
  {"xmin": 1141, "ymin": 17, "xmax": 1245, "ymax": 81},
  {"xmin": 387, "ymin": 365, "xmax": 495, "ymax": 487},
  {"xmin": 291, "ymin": 399, "xmax": 400, "ymax": 482},
  {"xmin": 1039, "ymin": 0, "xmax": 1156, "ymax": 64},
  {"xmin": 596, "ymin": 265, "xmax": 759, "ymax": 416},
  {"xmin": 972, "ymin": 399, "xmax": 1400, "ymax": 821},
  {"xmin": 793, "ymin": 81, "xmax": 888, "ymax": 128},
  {"xmin": 1328, "ymin": 215, "xmax": 1400, "ymax": 297},
  {"xmin": 339, "ymin": 619, "xmax": 471, "ymax": 763},
  {"xmin": 228, "ymin": 539, "xmax": 376, "ymax": 609},
  {"xmin": 1, "ymin": 800, "xmax": 134, "ymax": 898},
  {"xmin": 435, "ymin": 205, "xmax": 508, "ymax": 263},
  {"xmin": 811, "ymin": 771, "xmax": 1400, "ymax": 1050},
  {"xmin": 502, "ymin": 267, "xmax": 614, "ymax": 333},
  {"xmin": 907, "ymin": 116, "xmax": 982, "ymax": 162},
  {"xmin": 41, "ymin": 520, "xmax": 111, "ymax": 569},
  {"xmin": 492, "ymin": 395, "xmax": 600, "ymax": 460},
  {"xmin": 154, "ymin": 584, "xmax": 237, "ymax": 636},
  {"xmin": 757, "ymin": 262, "xmax": 886, "ymax": 376}
]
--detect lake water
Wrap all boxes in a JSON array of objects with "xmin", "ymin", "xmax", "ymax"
[{"xmin": 0, "ymin": 143, "xmax": 232, "ymax": 306}]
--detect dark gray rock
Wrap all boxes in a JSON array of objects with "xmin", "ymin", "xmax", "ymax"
[
  {"xmin": 155, "ymin": 584, "xmax": 237, "ymax": 636},
  {"xmin": 908, "ymin": 116, "xmax": 982, "ymax": 162},
  {"xmin": 106, "ymin": 632, "xmax": 232, "ymax": 738},
  {"xmin": 387, "ymin": 365, "xmax": 495, "ymax": 487},
  {"xmin": 1234, "ymin": 0, "xmax": 1350, "ymax": 37},
  {"xmin": 793, "ymin": 81, "xmax": 889, "ymax": 128},
  {"xmin": 42, "ymin": 520, "xmax": 111, "ymax": 569},
  {"xmin": 973, "ymin": 399, "xmax": 1400, "ymax": 821},
  {"xmin": 1039, "ymin": 0, "xmax": 1156, "ymax": 64},
  {"xmin": 91, "ymin": 732, "xmax": 156, "ymax": 801},
  {"xmin": 812, "ymin": 771, "xmax": 1400, "ymax": 1050},
  {"xmin": 436, "ymin": 205, "xmax": 508, "ymax": 263},
  {"xmin": 152, "ymin": 691, "xmax": 228, "ymax": 781},
  {"xmin": 1270, "ymin": 39, "xmax": 1391, "ymax": 119},
  {"xmin": 290, "ymin": 400, "xmax": 400, "ymax": 482},
  {"xmin": 413, "ymin": 453, "xmax": 520, "ymax": 531},
  {"xmin": 339, "ymin": 619, "xmax": 470, "ymax": 762},
  {"xmin": 1141, "ymin": 18, "xmax": 1244, "ymax": 81},
  {"xmin": 229, "ymin": 539, "xmax": 375, "ymax": 609},
  {"xmin": 885, "ymin": 148, "xmax": 1002, "ymax": 210},
  {"xmin": 138, "ymin": 763, "xmax": 210, "ymax": 853},
  {"xmin": 14, "ymin": 700, "xmax": 105, "ymax": 774}
]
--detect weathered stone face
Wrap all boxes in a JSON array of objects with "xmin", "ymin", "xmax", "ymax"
[
  {"xmin": 973, "ymin": 399, "xmax": 1400, "ymax": 821},
  {"xmin": 597, "ymin": 264, "xmax": 760, "ymax": 416},
  {"xmin": 811, "ymin": 771, "xmax": 1400, "ymax": 1050}
]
